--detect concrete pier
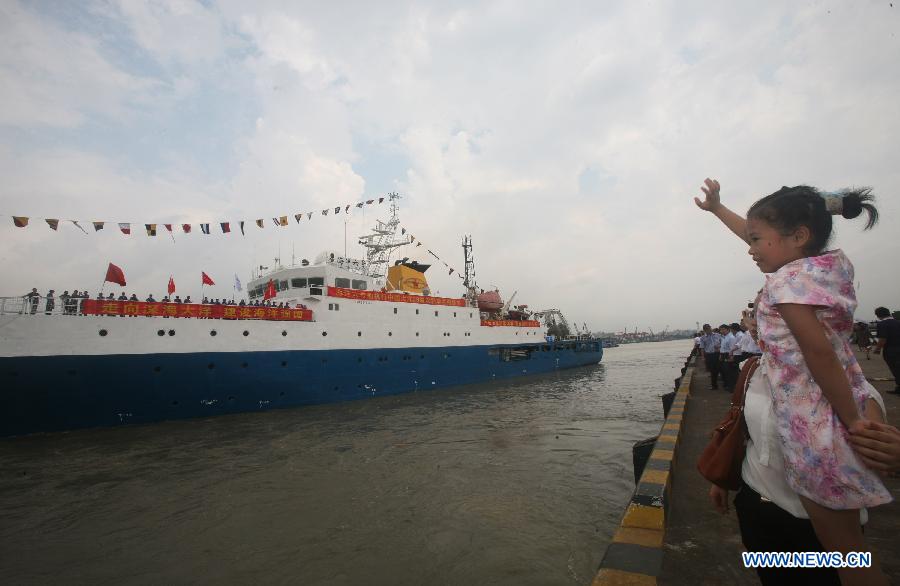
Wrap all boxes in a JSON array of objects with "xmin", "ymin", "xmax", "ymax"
[
  {"xmin": 660, "ymin": 349, "xmax": 899, "ymax": 584},
  {"xmin": 592, "ymin": 349, "xmax": 899, "ymax": 584}
]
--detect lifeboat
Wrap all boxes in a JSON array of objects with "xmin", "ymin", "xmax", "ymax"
[{"xmin": 477, "ymin": 290, "xmax": 503, "ymax": 311}]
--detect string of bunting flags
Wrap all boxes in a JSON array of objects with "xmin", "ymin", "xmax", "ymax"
[
  {"xmin": 7, "ymin": 197, "xmax": 387, "ymax": 236},
  {"xmin": 397, "ymin": 225, "xmax": 465, "ymax": 280}
]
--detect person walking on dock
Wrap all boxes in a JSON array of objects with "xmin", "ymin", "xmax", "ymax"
[
  {"xmin": 873, "ymin": 306, "xmax": 900, "ymax": 394},
  {"xmin": 699, "ymin": 324, "xmax": 723, "ymax": 389}
]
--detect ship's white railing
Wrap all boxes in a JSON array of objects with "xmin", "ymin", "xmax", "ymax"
[{"xmin": 0, "ymin": 296, "xmax": 81, "ymax": 316}]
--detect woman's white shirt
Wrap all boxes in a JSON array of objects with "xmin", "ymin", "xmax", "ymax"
[{"xmin": 740, "ymin": 363, "xmax": 886, "ymax": 523}]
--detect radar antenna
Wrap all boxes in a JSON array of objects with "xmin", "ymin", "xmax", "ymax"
[{"xmin": 357, "ymin": 193, "xmax": 412, "ymax": 278}]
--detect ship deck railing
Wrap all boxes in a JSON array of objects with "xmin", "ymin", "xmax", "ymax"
[{"xmin": 0, "ymin": 296, "xmax": 312, "ymax": 322}]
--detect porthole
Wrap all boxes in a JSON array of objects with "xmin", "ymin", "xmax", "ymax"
[
  {"xmin": 393, "ymin": 308, "xmax": 398, "ymax": 314},
  {"xmin": 388, "ymin": 332, "xmax": 393, "ymax": 336},
  {"xmin": 416, "ymin": 309, "xmax": 419, "ymax": 315},
  {"xmin": 453, "ymin": 312, "xmax": 457, "ymax": 317},
  {"xmin": 241, "ymin": 362, "xmax": 248, "ymax": 368},
  {"xmin": 208, "ymin": 363, "xmax": 215, "ymax": 369},
  {"xmin": 282, "ymin": 330, "xmax": 287, "ymax": 336},
  {"xmin": 358, "ymin": 331, "xmax": 362, "ymax": 337},
  {"xmin": 168, "ymin": 329, "xmax": 175, "ymax": 336},
  {"xmin": 157, "ymin": 329, "xmax": 165, "ymax": 336},
  {"xmin": 415, "ymin": 332, "xmax": 419, "ymax": 337},
  {"xmin": 210, "ymin": 330, "xmax": 217, "ymax": 336},
  {"xmin": 67, "ymin": 369, "xmax": 76, "ymax": 376},
  {"xmin": 420, "ymin": 354, "xmax": 425, "ymax": 359},
  {"xmin": 227, "ymin": 395, "xmax": 235, "ymax": 401},
  {"xmin": 434, "ymin": 311, "xmax": 439, "ymax": 317},
  {"xmin": 98, "ymin": 329, "xmax": 108, "ymax": 337},
  {"xmin": 322, "ymin": 331, "xmax": 328, "ymax": 337},
  {"xmin": 153, "ymin": 366, "xmax": 161, "ymax": 373},
  {"xmin": 279, "ymin": 391, "xmax": 285, "ymax": 397},
  {"xmin": 171, "ymin": 400, "xmax": 179, "ymax": 406},
  {"xmin": 243, "ymin": 330, "xmax": 249, "ymax": 337},
  {"xmin": 333, "ymin": 386, "xmax": 339, "ymax": 391},
  {"xmin": 281, "ymin": 361, "xmax": 287, "ymax": 367},
  {"xmin": 358, "ymin": 357, "xmax": 363, "ymax": 363}
]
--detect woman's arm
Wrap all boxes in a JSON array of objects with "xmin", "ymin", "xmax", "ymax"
[
  {"xmin": 694, "ymin": 178, "xmax": 749, "ymax": 244},
  {"xmin": 778, "ymin": 303, "xmax": 861, "ymax": 428}
]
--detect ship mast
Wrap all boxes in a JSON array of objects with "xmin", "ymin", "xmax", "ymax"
[
  {"xmin": 462, "ymin": 235, "xmax": 477, "ymax": 305},
  {"xmin": 357, "ymin": 193, "xmax": 411, "ymax": 278}
]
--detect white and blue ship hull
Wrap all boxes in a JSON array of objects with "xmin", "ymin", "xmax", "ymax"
[{"xmin": 0, "ymin": 296, "xmax": 601, "ymax": 437}]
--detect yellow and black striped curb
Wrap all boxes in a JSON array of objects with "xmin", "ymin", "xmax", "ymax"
[{"xmin": 592, "ymin": 354, "xmax": 694, "ymax": 586}]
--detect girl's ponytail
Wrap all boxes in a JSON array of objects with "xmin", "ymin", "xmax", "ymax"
[{"xmin": 839, "ymin": 188, "xmax": 879, "ymax": 229}]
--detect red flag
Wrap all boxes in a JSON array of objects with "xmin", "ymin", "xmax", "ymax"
[
  {"xmin": 168, "ymin": 276, "xmax": 176, "ymax": 295},
  {"xmin": 105, "ymin": 263, "xmax": 127, "ymax": 286},
  {"xmin": 201, "ymin": 271, "xmax": 215, "ymax": 286},
  {"xmin": 263, "ymin": 279, "xmax": 276, "ymax": 300}
]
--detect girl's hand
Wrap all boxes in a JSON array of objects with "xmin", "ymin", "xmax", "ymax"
[
  {"xmin": 694, "ymin": 178, "xmax": 721, "ymax": 212},
  {"xmin": 850, "ymin": 420, "xmax": 900, "ymax": 475},
  {"xmin": 709, "ymin": 484, "xmax": 730, "ymax": 514}
]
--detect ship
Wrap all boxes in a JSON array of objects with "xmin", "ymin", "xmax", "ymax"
[{"xmin": 0, "ymin": 195, "xmax": 602, "ymax": 437}]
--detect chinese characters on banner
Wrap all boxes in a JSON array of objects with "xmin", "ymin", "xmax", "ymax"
[
  {"xmin": 327, "ymin": 286, "xmax": 466, "ymax": 307},
  {"xmin": 480, "ymin": 319, "xmax": 542, "ymax": 328},
  {"xmin": 81, "ymin": 300, "xmax": 313, "ymax": 321}
]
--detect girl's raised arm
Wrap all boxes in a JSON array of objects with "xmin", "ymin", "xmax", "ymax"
[{"xmin": 694, "ymin": 178, "xmax": 749, "ymax": 244}]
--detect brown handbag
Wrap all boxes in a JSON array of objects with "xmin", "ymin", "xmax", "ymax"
[{"xmin": 697, "ymin": 356, "xmax": 760, "ymax": 490}]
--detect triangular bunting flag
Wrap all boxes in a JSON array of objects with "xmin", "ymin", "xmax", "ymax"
[
  {"xmin": 200, "ymin": 224, "xmax": 210, "ymax": 234},
  {"xmin": 145, "ymin": 224, "xmax": 157, "ymax": 236},
  {"xmin": 356, "ymin": 202, "xmax": 363, "ymax": 208},
  {"xmin": 164, "ymin": 224, "xmax": 173, "ymax": 232},
  {"xmin": 92, "ymin": 221, "xmax": 104, "ymax": 231},
  {"xmin": 307, "ymin": 212, "xmax": 313, "ymax": 220},
  {"xmin": 322, "ymin": 209, "xmax": 329, "ymax": 216},
  {"xmin": 366, "ymin": 199, "xmax": 374, "ymax": 205},
  {"xmin": 449, "ymin": 268, "xmax": 454, "ymax": 275},
  {"xmin": 119, "ymin": 223, "xmax": 131, "ymax": 235},
  {"xmin": 221, "ymin": 222, "xmax": 231, "ymax": 234},
  {"xmin": 72, "ymin": 221, "xmax": 88, "ymax": 234},
  {"xmin": 182, "ymin": 224, "xmax": 192, "ymax": 233},
  {"xmin": 401, "ymin": 228, "xmax": 406, "ymax": 234},
  {"xmin": 46, "ymin": 219, "xmax": 59, "ymax": 230},
  {"xmin": 410, "ymin": 235, "xmax": 415, "ymax": 242},
  {"xmin": 239, "ymin": 221, "xmax": 245, "ymax": 235},
  {"xmin": 13, "ymin": 216, "xmax": 29, "ymax": 228},
  {"xmin": 378, "ymin": 197, "xmax": 384, "ymax": 203},
  {"xmin": 415, "ymin": 242, "xmax": 422, "ymax": 247},
  {"xmin": 256, "ymin": 219, "xmax": 264, "ymax": 228},
  {"xmin": 280, "ymin": 216, "xmax": 288, "ymax": 226},
  {"xmin": 344, "ymin": 204, "xmax": 350, "ymax": 213},
  {"xmin": 334, "ymin": 206, "xmax": 341, "ymax": 214}
]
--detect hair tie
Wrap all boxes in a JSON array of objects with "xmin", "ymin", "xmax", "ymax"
[{"xmin": 822, "ymin": 191, "xmax": 843, "ymax": 215}]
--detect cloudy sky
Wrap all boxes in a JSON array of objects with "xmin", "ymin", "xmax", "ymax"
[{"xmin": 1, "ymin": 0, "xmax": 898, "ymax": 332}]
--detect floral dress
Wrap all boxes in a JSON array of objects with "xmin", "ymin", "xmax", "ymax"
[{"xmin": 755, "ymin": 249, "xmax": 892, "ymax": 509}]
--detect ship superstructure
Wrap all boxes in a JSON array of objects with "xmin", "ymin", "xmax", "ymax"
[{"xmin": 0, "ymin": 195, "xmax": 601, "ymax": 437}]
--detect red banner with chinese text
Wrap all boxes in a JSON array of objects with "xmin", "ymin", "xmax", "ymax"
[
  {"xmin": 81, "ymin": 300, "xmax": 313, "ymax": 321},
  {"xmin": 480, "ymin": 319, "xmax": 542, "ymax": 328},
  {"xmin": 327, "ymin": 286, "xmax": 466, "ymax": 307}
]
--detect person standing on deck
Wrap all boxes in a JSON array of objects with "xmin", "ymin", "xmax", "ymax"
[
  {"xmin": 699, "ymin": 324, "xmax": 723, "ymax": 389},
  {"xmin": 873, "ymin": 306, "xmax": 900, "ymax": 394}
]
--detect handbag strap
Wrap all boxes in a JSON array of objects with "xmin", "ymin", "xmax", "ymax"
[{"xmin": 731, "ymin": 356, "xmax": 760, "ymax": 409}]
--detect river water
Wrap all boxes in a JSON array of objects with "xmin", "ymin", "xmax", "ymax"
[{"xmin": 0, "ymin": 340, "xmax": 690, "ymax": 585}]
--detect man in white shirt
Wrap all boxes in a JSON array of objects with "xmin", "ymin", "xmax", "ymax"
[{"xmin": 718, "ymin": 324, "xmax": 737, "ymax": 391}]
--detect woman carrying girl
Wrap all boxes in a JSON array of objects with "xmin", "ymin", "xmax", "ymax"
[{"xmin": 696, "ymin": 179, "xmax": 892, "ymax": 585}]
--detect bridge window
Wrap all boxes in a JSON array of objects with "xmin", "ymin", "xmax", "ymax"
[
  {"xmin": 335, "ymin": 277, "xmax": 351, "ymax": 288},
  {"xmin": 308, "ymin": 277, "xmax": 324, "ymax": 287},
  {"xmin": 351, "ymin": 279, "xmax": 367, "ymax": 290},
  {"xmin": 291, "ymin": 278, "xmax": 307, "ymax": 288}
]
